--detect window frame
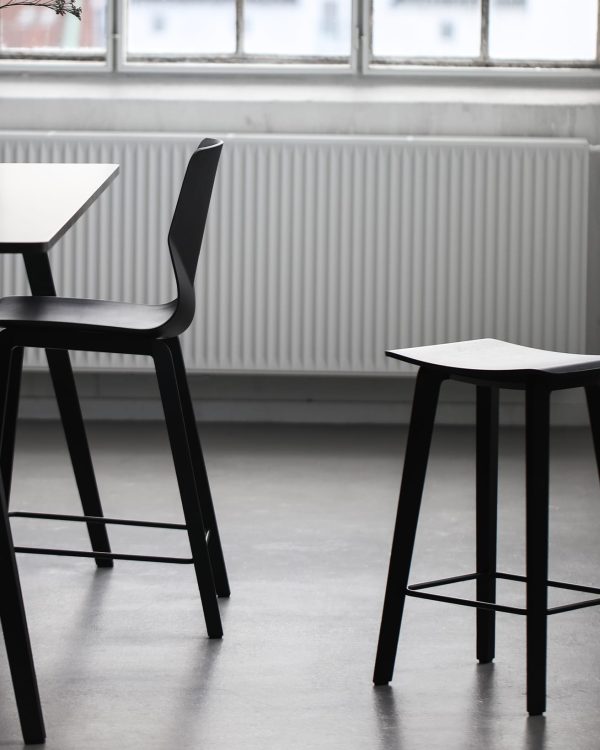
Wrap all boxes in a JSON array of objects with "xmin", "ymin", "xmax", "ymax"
[
  {"xmin": 116, "ymin": 0, "xmax": 360, "ymax": 74},
  {"xmin": 364, "ymin": 0, "xmax": 600, "ymax": 72},
  {"xmin": 0, "ymin": 0, "xmax": 598, "ymax": 76}
]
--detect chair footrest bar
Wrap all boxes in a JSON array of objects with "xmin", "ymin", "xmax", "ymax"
[
  {"xmin": 9, "ymin": 511, "xmax": 187, "ymax": 531},
  {"xmin": 14, "ymin": 546, "xmax": 194, "ymax": 564},
  {"xmin": 407, "ymin": 571, "xmax": 600, "ymax": 615}
]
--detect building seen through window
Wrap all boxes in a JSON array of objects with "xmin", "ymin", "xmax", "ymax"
[{"xmin": 0, "ymin": 0, "xmax": 106, "ymax": 56}]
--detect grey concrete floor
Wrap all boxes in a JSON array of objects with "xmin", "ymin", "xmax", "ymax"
[{"xmin": 1, "ymin": 421, "xmax": 600, "ymax": 750}]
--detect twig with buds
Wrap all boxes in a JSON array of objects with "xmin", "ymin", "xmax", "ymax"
[{"xmin": 0, "ymin": 0, "xmax": 82, "ymax": 19}]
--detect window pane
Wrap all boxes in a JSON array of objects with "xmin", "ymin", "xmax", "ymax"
[
  {"xmin": 489, "ymin": 0, "xmax": 597, "ymax": 61},
  {"xmin": 0, "ymin": 0, "xmax": 106, "ymax": 55},
  {"xmin": 245, "ymin": 0, "xmax": 352, "ymax": 56},
  {"xmin": 373, "ymin": 0, "xmax": 481, "ymax": 59},
  {"xmin": 127, "ymin": 0, "xmax": 235, "ymax": 57}
]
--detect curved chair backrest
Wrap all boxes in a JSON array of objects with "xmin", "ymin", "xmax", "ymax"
[{"xmin": 162, "ymin": 137, "xmax": 223, "ymax": 338}]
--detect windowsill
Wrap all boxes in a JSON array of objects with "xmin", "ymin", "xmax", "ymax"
[
  {"xmin": 1, "ymin": 72, "xmax": 600, "ymax": 142},
  {"xmin": 3, "ymin": 69, "xmax": 600, "ymax": 100}
]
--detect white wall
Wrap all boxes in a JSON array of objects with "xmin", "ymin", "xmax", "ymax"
[
  {"xmin": 1, "ymin": 74, "xmax": 600, "ymax": 143},
  {"xmin": 1, "ymin": 71, "xmax": 599, "ymax": 423}
]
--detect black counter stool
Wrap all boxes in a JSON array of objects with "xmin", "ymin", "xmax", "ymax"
[
  {"xmin": 373, "ymin": 337, "xmax": 600, "ymax": 715},
  {"xmin": 0, "ymin": 139, "xmax": 229, "ymax": 642}
]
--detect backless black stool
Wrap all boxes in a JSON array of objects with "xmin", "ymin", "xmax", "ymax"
[{"xmin": 373, "ymin": 338, "xmax": 600, "ymax": 715}]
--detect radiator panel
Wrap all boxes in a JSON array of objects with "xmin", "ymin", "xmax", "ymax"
[{"xmin": 0, "ymin": 133, "xmax": 589, "ymax": 373}]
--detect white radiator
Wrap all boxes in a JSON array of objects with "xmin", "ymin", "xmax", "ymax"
[{"xmin": 0, "ymin": 132, "xmax": 590, "ymax": 374}]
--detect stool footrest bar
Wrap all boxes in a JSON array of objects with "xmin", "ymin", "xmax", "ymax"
[
  {"xmin": 496, "ymin": 571, "xmax": 600, "ymax": 596},
  {"xmin": 547, "ymin": 598, "xmax": 600, "ymax": 615},
  {"xmin": 406, "ymin": 588, "xmax": 526, "ymax": 615},
  {"xmin": 407, "ymin": 570, "xmax": 600, "ymax": 616},
  {"xmin": 408, "ymin": 572, "xmax": 478, "ymax": 591}
]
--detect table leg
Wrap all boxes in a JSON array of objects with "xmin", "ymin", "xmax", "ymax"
[
  {"xmin": 0, "ymin": 481, "xmax": 46, "ymax": 745},
  {"xmin": 23, "ymin": 254, "xmax": 113, "ymax": 568},
  {"xmin": 0, "ymin": 345, "xmax": 23, "ymax": 504}
]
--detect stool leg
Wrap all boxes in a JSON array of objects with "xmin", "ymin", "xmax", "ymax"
[
  {"xmin": 373, "ymin": 368, "xmax": 444, "ymax": 685},
  {"xmin": 0, "ymin": 485, "xmax": 45, "ymax": 745},
  {"xmin": 525, "ymin": 384, "xmax": 551, "ymax": 716},
  {"xmin": 476, "ymin": 386, "xmax": 499, "ymax": 664}
]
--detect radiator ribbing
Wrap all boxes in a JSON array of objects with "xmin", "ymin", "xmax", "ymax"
[{"xmin": 0, "ymin": 133, "xmax": 589, "ymax": 373}]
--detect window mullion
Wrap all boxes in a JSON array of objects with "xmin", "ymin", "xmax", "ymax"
[
  {"xmin": 112, "ymin": 0, "xmax": 120, "ymax": 70},
  {"xmin": 597, "ymin": 0, "xmax": 600, "ymax": 62},
  {"xmin": 354, "ymin": 0, "xmax": 366, "ymax": 74},
  {"xmin": 236, "ymin": 0, "xmax": 244, "ymax": 56},
  {"xmin": 481, "ymin": 0, "xmax": 490, "ymax": 63}
]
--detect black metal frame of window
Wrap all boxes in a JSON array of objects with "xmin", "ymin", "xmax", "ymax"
[
  {"xmin": 0, "ymin": 0, "xmax": 599, "ymax": 71},
  {"xmin": 367, "ymin": 0, "xmax": 600, "ymax": 69}
]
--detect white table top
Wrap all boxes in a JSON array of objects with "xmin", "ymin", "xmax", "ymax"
[{"xmin": 0, "ymin": 163, "xmax": 119, "ymax": 253}]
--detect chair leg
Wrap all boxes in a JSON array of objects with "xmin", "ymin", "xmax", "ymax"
[
  {"xmin": 0, "ymin": 484, "xmax": 45, "ymax": 745},
  {"xmin": 24, "ymin": 254, "xmax": 112, "ymax": 569},
  {"xmin": 373, "ymin": 367, "xmax": 444, "ymax": 685},
  {"xmin": 167, "ymin": 338, "xmax": 230, "ymax": 597},
  {"xmin": 525, "ymin": 384, "xmax": 551, "ymax": 716},
  {"xmin": 584, "ymin": 383, "xmax": 600, "ymax": 483},
  {"xmin": 475, "ymin": 386, "xmax": 499, "ymax": 664},
  {"xmin": 153, "ymin": 341, "xmax": 223, "ymax": 638},
  {"xmin": 0, "ymin": 345, "xmax": 23, "ymax": 505}
]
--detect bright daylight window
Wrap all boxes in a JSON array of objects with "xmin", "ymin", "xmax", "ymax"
[
  {"xmin": 125, "ymin": 0, "xmax": 353, "ymax": 63},
  {"xmin": 0, "ymin": 0, "xmax": 598, "ymax": 69},
  {"xmin": 371, "ymin": 0, "xmax": 600, "ymax": 67}
]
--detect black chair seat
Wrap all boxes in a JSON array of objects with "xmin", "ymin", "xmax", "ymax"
[
  {"xmin": 387, "ymin": 338, "xmax": 600, "ymax": 380},
  {"xmin": 0, "ymin": 295, "xmax": 176, "ymax": 334}
]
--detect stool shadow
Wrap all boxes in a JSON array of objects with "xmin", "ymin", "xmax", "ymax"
[
  {"xmin": 523, "ymin": 716, "xmax": 546, "ymax": 750},
  {"xmin": 470, "ymin": 663, "xmax": 546, "ymax": 750},
  {"xmin": 372, "ymin": 686, "xmax": 405, "ymax": 750}
]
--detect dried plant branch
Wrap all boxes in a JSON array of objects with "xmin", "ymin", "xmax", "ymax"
[{"xmin": 0, "ymin": 0, "xmax": 82, "ymax": 19}]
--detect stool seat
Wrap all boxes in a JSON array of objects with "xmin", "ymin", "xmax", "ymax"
[{"xmin": 387, "ymin": 338, "xmax": 600, "ymax": 379}]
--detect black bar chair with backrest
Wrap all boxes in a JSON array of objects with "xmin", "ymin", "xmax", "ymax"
[
  {"xmin": 373, "ymin": 337, "xmax": 600, "ymax": 715},
  {"xmin": 0, "ymin": 139, "xmax": 229, "ymax": 654}
]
